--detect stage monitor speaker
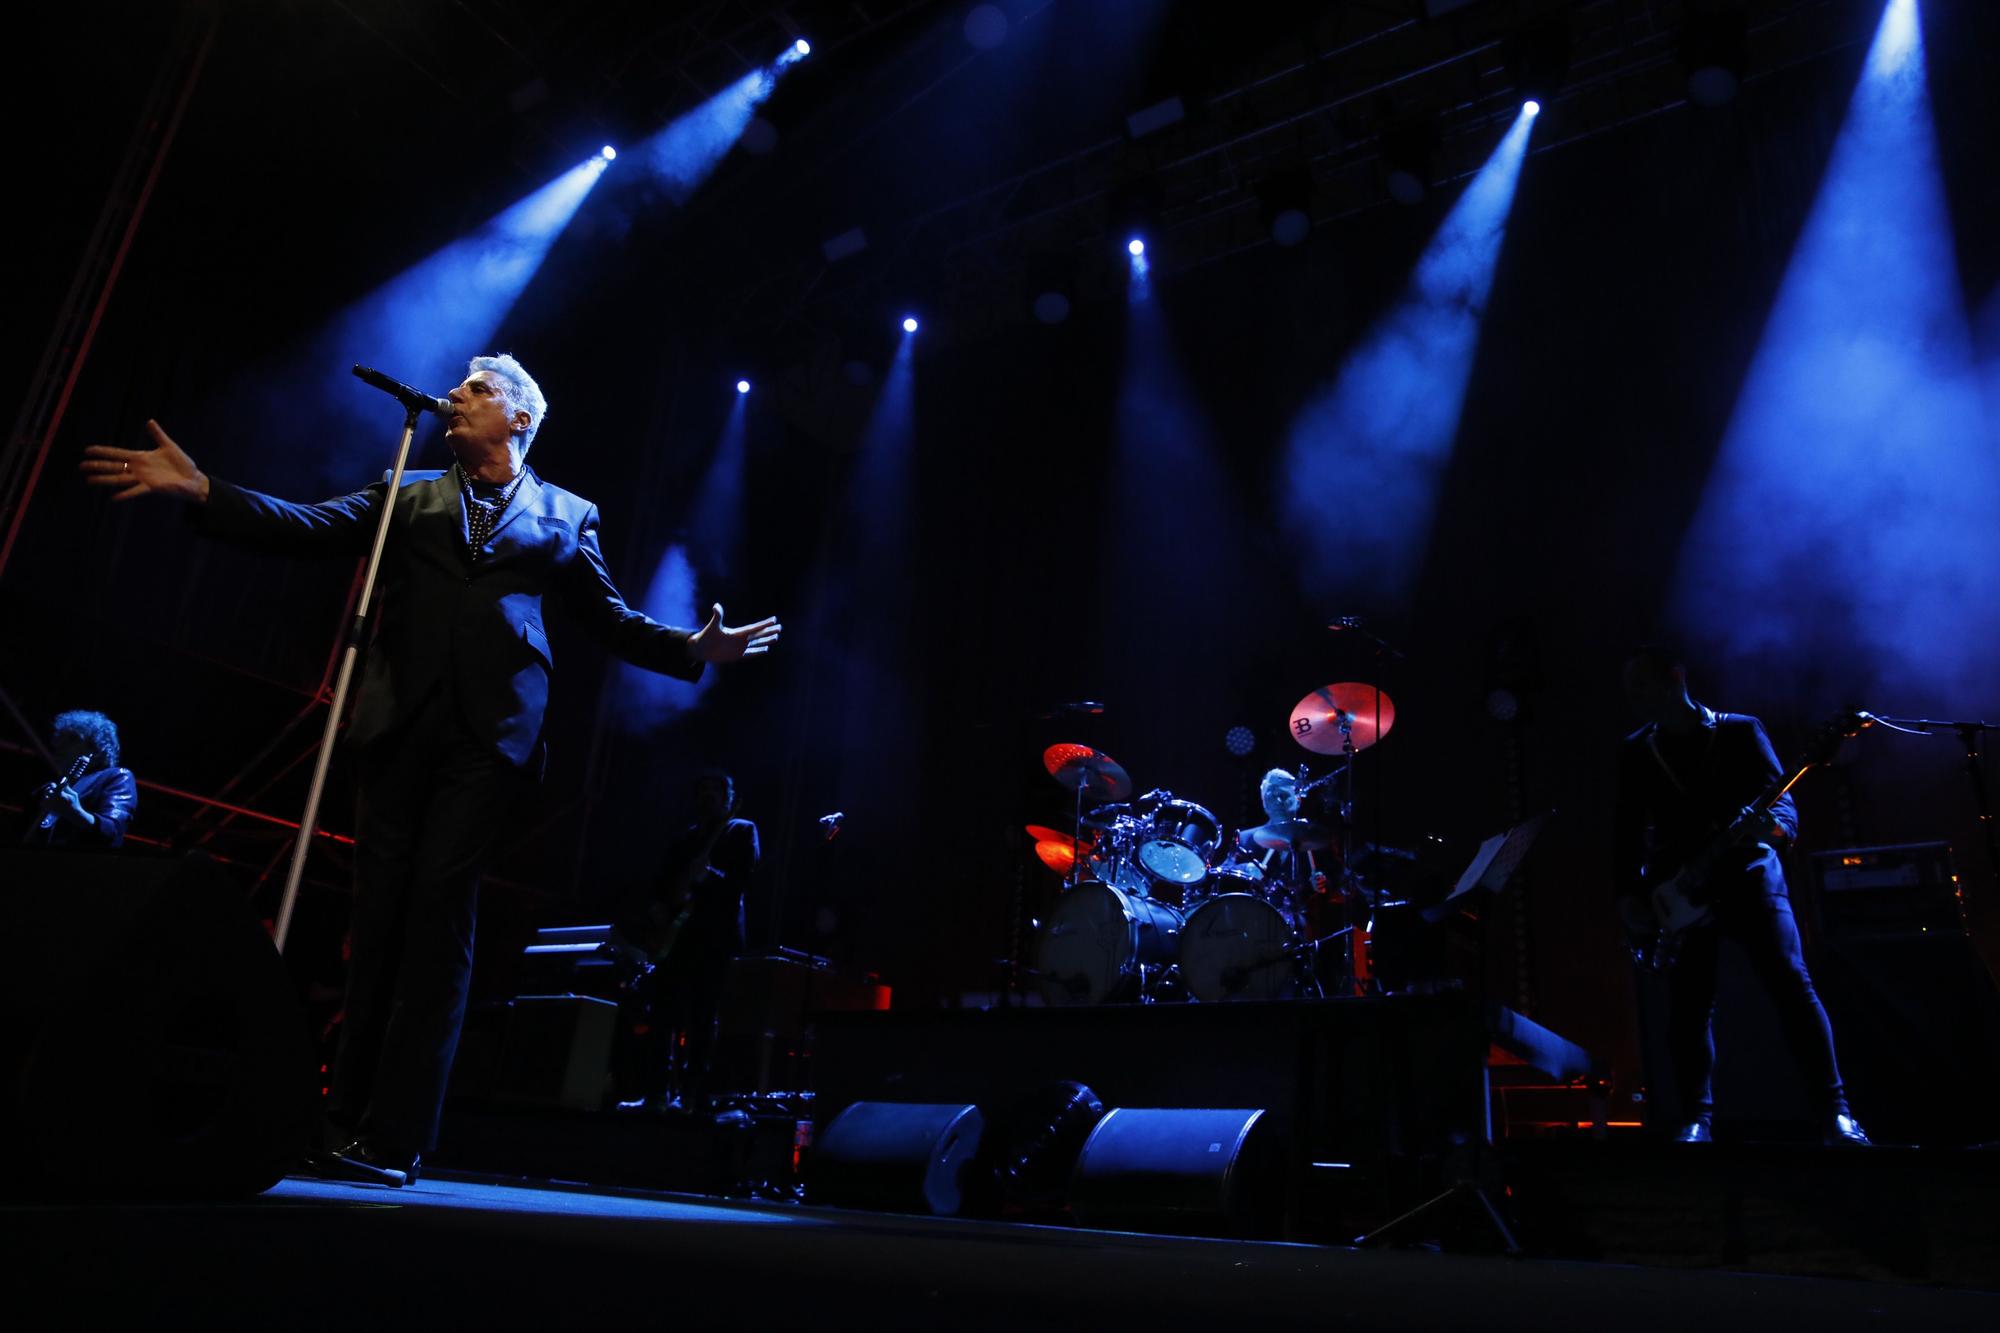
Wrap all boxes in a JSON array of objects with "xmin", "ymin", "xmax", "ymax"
[
  {"xmin": 1069, "ymin": 1106, "xmax": 1278, "ymax": 1237},
  {"xmin": 809, "ymin": 1101, "xmax": 985, "ymax": 1216},
  {"xmin": 0, "ymin": 848, "xmax": 317, "ymax": 1197}
]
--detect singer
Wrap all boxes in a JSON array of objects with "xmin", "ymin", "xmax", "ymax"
[{"xmin": 80, "ymin": 354, "xmax": 782, "ymax": 1186}]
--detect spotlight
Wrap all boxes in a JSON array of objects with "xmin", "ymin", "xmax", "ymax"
[
  {"xmin": 600, "ymin": 145, "xmax": 618, "ymax": 161},
  {"xmin": 1506, "ymin": 15, "xmax": 1570, "ymax": 121},
  {"xmin": 795, "ymin": 38, "xmax": 811, "ymax": 56},
  {"xmin": 1680, "ymin": 3, "xmax": 1748, "ymax": 108},
  {"xmin": 1380, "ymin": 118, "xmax": 1440, "ymax": 208},
  {"xmin": 1224, "ymin": 725, "xmax": 1255, "ymax": 759},
  {"xmin": 1027, "ymin": 251, "xmax": 1076, "ymax": 326},
  {"xmin": 736, "ymin": 379, "xmax": 751, "ymax": 394},
  {"xmin": 1127, "ymin": 238, "xmax": 1145, "ymax": 257},
  {"xmin": 902, "ymin": 316, "xmax": 919, "ymax": 333},
  {"xmin": 1258, "ymin": 168, "xmax": 1314, "ymax": 247}
]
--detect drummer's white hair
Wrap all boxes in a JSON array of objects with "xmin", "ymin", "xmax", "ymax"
[
  {"xmin": 470, "ymin": 353, "xmax": 548, "ymax": 452},
  {"xmin": 1260, "ymin": 768, "xmax": 1299, "ymax": 810}
]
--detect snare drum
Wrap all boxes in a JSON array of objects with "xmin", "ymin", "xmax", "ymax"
[
  {"xmin": 1178, "ymin": 893, "xmax": 1297, "ymax": 1002},
  {"xmin": 1035, "ymin": 881, "xmax": 1183, "ymax": 1006}
]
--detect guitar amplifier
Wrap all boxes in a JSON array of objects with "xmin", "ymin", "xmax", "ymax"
[{"xmin": 1808, "ymin": 842, "xmax": 1964, "ymax": 942}]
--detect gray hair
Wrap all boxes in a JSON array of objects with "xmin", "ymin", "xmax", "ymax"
[
  {"xmin": 469, "ymin": 353, "xmax": 548, "ymax": 452},
  {"xmin": 1260, "ymin": 767, "xmax": 1299, "ymax": 812}
]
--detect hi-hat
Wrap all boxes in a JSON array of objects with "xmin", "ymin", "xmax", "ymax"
[
  {"xmin": 1288, "ymin": 683, "xmax": 1395, "ymax": 754},
  {"xmin": 1042, "ymin": 743, "xmax": 1133, "ymax": 801},
  {"xmin": 1245, "ymin": 819, "xmax": 1335, "ymax": 852}
]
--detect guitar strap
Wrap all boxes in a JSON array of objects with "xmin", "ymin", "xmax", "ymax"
[{"xmin": 1644, "ymin": 706, "xmax": 1717, "ymax": 797}]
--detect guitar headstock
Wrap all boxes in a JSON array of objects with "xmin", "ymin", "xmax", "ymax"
[{"xmin": 1803, "ymin": 709, "xmax": 1874, "ymax": 767}]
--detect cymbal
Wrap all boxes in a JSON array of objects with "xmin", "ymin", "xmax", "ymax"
[
  {"xmin": 1288, "ymin": 683, "xmax": 1395, "ymax": 754},
  {"xmin": 1025, "ymin": 823, "xmax": 1093, "ymax": 847},
  {"xmin": 1033, "ymin": 840, "xmax": 1080, "ymax": 874},
  {"xmin": 1246, "ymin": 819, "xmax": 1335, "ymax": 852},
  {"xmin": 1042, "ymin": 743, "xmax": 1133, "ymax": 801}
]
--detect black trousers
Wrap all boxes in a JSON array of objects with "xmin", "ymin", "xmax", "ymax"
[
  {"xmin": 1666, "ymin": 847, "xmax": 1848, "ymax": 1126},
  {"xmin": 327, "ymin": 694, "xmax": 520, "ymax": 1154}
]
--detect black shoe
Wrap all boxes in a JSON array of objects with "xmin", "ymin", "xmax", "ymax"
[
  {"xmin": 1672, "ymin": 1121, "xmax": 1713, "ymax": 1144},
  {"xmin": 1824, "ymin": 1113, "xmax": 1872, "ymax": 1148},
  {"xmin": 309, "ymin": 1139, "xmax": 419, "ymax": 1187}
]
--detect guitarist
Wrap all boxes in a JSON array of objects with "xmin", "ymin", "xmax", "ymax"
[
  {"xmin": 1613, "ymin": 646, "xmax": 1868, "ymax": 1146},
  {"xmin": 19, "ymin": 710, "xmax": 138, "ymax": 849},
  {"xmin": 617, "ymin": 770, "xmax": 760, "ymax": 1112}
]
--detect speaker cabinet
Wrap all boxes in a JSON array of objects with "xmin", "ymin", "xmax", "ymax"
[
  {"xmin": 0, "ymin": 849, "xmax": 317, "ymax": 1196},
  {"xmin": 1069, "ymin": 1107, "xmax": 1278, "ymax": 1236},
  {"xmin": 809, "ymin": 1101, "xmax": 985, "ymax": 1215}
]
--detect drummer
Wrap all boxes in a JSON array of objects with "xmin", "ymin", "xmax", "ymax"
[{"xmin": 1238, "ymin": 769, "xmax": 1321, "ymax": 887}]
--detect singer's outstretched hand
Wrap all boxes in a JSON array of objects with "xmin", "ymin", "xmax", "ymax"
[
  {"xmin": 80, "ymin": 420, "xmax": 210, "ymax": 504},
  {"xmin": 687, "ymin": 603, "xmax": 782, "ymax": 664}
]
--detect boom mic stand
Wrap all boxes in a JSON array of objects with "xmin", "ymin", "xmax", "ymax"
[
  {"xmin": 1875, "ymin": 715, "xmax": 2000, "ymax": 904},
  {"xmin": 270, "ymin": 394, "xmax": 427, "ymax": 951}
]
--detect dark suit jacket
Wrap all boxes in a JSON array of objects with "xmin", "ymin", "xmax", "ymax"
[
  {"xmin": 194, "ymin": 467, "xmax": 702, "ymax": 766},
  {"xmin": 1613, "ymin": 710, "xmax": 1798, "ymax": 898}
]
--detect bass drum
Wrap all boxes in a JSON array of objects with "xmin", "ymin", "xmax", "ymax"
[
  {"xmin": 1035, "ymin": 881, "xmax": 1183, "ymax": 1006},
  {"xmin": 1178, "ymin": 893, "xmax": 1296, "ymax": 1002}
]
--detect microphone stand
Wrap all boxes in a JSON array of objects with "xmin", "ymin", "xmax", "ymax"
[
  {"xmin": 1876, "ymin": 715, "xmax": 2000, "ymax": 905},
  {"xmin": 271, "ymin": 400, "xmax": 425, "ymax": 950}
]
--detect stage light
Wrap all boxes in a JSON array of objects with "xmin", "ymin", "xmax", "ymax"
[
  {"xmin": 1381, "ymin": 119, "xmax": 1440, "ymax": 208},
  {"xmin": 736, "ymin": 379, "xmax": 751, "ymax": 394},
  {"xmin": 1523, "ymin": 99, "xmax": 1541, "ymax": 116},
  {"xmin": 1680, "ymin": 4, "xmax": 1748, "ymax": 108},
  {"xmin": 902, "ymin": 316, "xmax": 919, "ymax": 333},
  {"xmin": 1033, "ymin": 292, "xmax": 1071, "ymax": 325},
  {"xmin": 795, "ymin": 38, "xmax": 811, "ymax": 56},
  {"xmin": 1224, "ymin": 726, "xmax": 1256, "ymax": 758},
  {"xmin": 600, "ymin": 145, "xmax": 617, "ymax": 161},
  {"xmin": 1127, "ymin": 238, "xmax": 1146, "ymax": 257}
]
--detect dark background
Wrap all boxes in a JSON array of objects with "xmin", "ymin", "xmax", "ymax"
[{"xmin": 6, "ymin": 0, "xmax": 1998, "ymax": 1102}]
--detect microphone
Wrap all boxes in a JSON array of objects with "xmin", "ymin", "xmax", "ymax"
[{"xmin": 353, "ymin": 365, "xmax": 452, "ymax": 418}]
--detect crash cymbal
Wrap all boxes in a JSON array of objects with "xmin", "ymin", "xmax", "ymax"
[
  {"xmin": 1042, "ymin": 743, "xmax": 1133, "ymax": 801},
  {"xmin": 1288, "ymin": 683, "xmax": 1395, "ymax": 754},
  {"xmin": 1034, "ymin": 840, "xmax": 1081, "ymax": 874},
  {"xmin": 1246, "ymin": 819, "xmax": 1336, "ymax": 852},
  {"xmin": 1025, "ymin": 823, "xmax": 1094, "ymax": 848}
]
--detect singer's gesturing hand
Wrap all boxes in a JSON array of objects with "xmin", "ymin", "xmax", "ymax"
[
  {"xmin": 80, "ymin": 420, "xmax": 210, "ymax": 504},
  {"xmin": 687, "ymin": 603, "xmax": 782, "ymax": 664}
]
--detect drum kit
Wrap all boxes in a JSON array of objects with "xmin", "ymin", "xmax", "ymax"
[{"xmin": 1029, "ymin": 682, "xmax": 1396, "ymax": 1007}]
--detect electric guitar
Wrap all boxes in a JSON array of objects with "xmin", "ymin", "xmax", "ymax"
[
  {"xmin": 633, "ymin": 817, "xmax": 734, "ymax": 966},
  {"xmin": 1633, "ymin": 710, "xmax": 1871, "ymax": 973},
  {"xmin": 24, "ymin": 750, "xmax": 94, "ymax": 842}
]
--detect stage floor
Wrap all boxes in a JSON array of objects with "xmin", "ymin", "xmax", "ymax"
[{"xmin": 8, "ymin": 1172, "xmax": 1998, "ymax": 1330}]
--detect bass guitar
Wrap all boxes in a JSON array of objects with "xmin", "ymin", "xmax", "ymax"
[{"xmin": 1634, "ymin": 710, "xmax": 1871, "ymax": 973}]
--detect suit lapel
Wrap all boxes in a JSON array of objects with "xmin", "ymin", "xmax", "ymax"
[{"xmin": 488, "ymin": 467, "xmax": 542, "ymax": 544}]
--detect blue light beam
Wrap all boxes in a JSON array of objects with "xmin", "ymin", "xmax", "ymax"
[
  {"xmin": 227, "ymin": 155, "xmax": 608, "ymax": 489},
  {"xmin": 643, "ymin": 46, "xmax": 803, "ymax": 204},
  {"xmin": 1669, "ymin": 0, "xmax": 2000, "ymax": 712},
  {"xmin": 611, "ymin": 392, "xmax": 755, "ymax": 731},
  {"xmin": 616, "ymin": 543, "xmax": 710, "ymax": 728},
  {"xmin": 1278, "ymin": 106, "xmax": 1537, "ymax": 607}
]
